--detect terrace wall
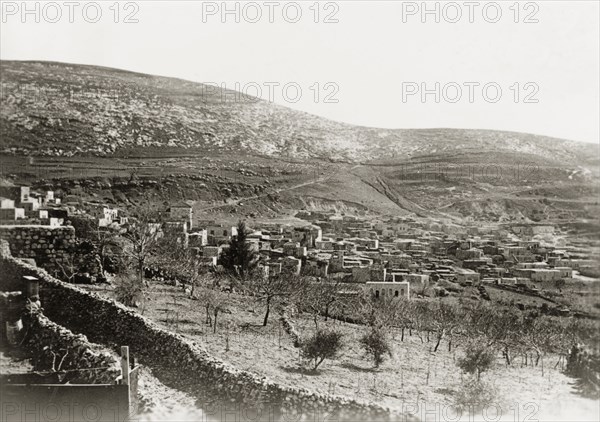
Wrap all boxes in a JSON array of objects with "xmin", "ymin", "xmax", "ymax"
[
  {"xmin": 0, "ymin": 225, "xmax": 76, "ymax": 275},
  {"xmin": 21, "ymin": 311, "xmax": 121, "ymax": 384},
  {"xmin": 0, "ymin": 240, "xmax": 406, "ymax": 421}
]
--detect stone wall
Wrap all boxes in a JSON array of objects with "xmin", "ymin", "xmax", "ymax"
[
  {"xmin": 22, "ymin": 311, "xmax": 121, "ymax": 384},
  {"xmin": 0, "ymin": 240, "xmax": 409, "ymax": 421},
  {"xmin": 0, "ymin": 226, "xmax": 76, "ymax": 275}
]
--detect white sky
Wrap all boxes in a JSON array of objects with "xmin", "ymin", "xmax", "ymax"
[{"xmin": 1, "ymin": 0, "xmax": 599, "ymax": 144}]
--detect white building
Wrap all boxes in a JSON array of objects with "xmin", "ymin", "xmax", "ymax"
[{"xmin": 365, "ymin": 281, "xmax": 410, "ymax": 299}]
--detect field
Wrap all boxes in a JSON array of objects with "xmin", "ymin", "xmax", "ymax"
[{"xmin": 84, "ymin": 282, "xmax": 600, "ymax": 421}]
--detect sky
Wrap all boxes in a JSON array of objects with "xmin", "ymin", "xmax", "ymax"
[{"xmin": 1, "ymin": 0, "xmax": 599, "ymax": 144}]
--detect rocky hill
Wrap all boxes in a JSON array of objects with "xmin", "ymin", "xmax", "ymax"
[
  {"xmin": 1, "ymin": 60, "xmax": 598, "ymax": 225},
  {"xmin": 1, "ymin": 60, "xmax": 597, "ymax": 166}
]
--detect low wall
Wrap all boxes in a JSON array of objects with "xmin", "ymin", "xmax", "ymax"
[
  {"xmin": 0, "ymin": 240, "xmax": 406, "ymax": 421},
  {"xmin": 22, "ymin": 311, "xmax": 121, "ymax": 384},
  {"xmin": 0, "ymin": 226, "xmax": 76, "ymax": 275}
]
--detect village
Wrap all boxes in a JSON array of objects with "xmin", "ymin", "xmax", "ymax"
[{"xmin": 1, "ymin": 184, "xmax": 598, "ymax": 311}]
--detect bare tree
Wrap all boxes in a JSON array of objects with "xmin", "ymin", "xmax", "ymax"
[
  {"xmin": 301, "ymin": 279, "xmax": 340, "ymax": 330},
  {"xmin": 245, "ymin": 273, "xmax": 307, "ymax": 327},
  {"xmin": 91, "ymin": 226, "xmax": 123, "ymax": 281},
  {"xmin": 122, "ymin": 207, "xmax": 162, "ymax": 287},
  {"xmin": 211, "ymin": 290, "xmax": 228, "ymax": 334},
  {"xmin": 55, "ymin": 240, "xmax": 94, "ymax": 283},
  {"xmin": 156, "ymin": 234, "xmax": 208, "ymax": 298},
  {"xmin": 430, "ymin": 301, "xmax": 462, "ymax": 353}
]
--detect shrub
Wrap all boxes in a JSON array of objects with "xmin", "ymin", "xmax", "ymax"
[
  {"xmin": 360, "ymin": 328, "xmax": 392, "ymax": 368},
  {"xmin": 301, "ymin": 330, "xmax": 343, "ymax": 371},
  {"xmin": 454, "ymin": 380, "xmax": 499, "ymax": 412},
  {"xmin": 114, "ymin": 275, "xmax": 144, "ymax": 308},
  {"xmin": 457, "ymin": 345, "xmax": 495, "ymax": 380}
]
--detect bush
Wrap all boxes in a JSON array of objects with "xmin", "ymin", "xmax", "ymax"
[
  {"xmin": 114, "ymin": 275, "xmax": 144, "ymax": 307},
  {"xmin": 360, "ymin": 328, "xmax": 392, "ymax": 368},
  {"xmin": 457, "ymin": 345, "xmax": 495, "ymax": 380},
  {"xmin": 454, "ymin": 380, "xmax": 499, "ymax": 412},
  {"xmin": 301, "ymin": 330, "xmax": 343, "ymax": 371}
]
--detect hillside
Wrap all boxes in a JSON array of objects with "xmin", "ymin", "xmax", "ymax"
[
  {"xmin": 1, "ymin": 60, "xmax": 598, "ymax": 223},
  {"xmin": 1, "ymin": 60, "xmax": 597, "ymax": 164}
]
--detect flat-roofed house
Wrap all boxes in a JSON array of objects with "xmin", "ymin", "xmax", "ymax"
[
  {"xmin": 366, "ymin": 281, "xmax": 410, "ymax": 299},
  {"xmin": 0, "ymin": 197, "xmax": 15, "ymax": 209},
  {"xmin": 167, "ymin": 202, "xmax": 194, "ymax": 229}
]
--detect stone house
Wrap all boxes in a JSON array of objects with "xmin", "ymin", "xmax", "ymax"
[
  {"xmin": 366, "ymin": 281, "xmax": 410, "ymax": 299},
  {"xmin": 167, "ymin": 202, "xmax": 194, "ymax": 229}
]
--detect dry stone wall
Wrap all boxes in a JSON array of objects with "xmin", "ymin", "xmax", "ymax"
[
  {"xmin": 0, "ymin": 226, "xmax": 76, "ymax": 275},
  {"xmin": 0, "ymin": 241, "xmax": 410, "ymax": 421},
  {"xmin": 22, "ymin": 311, "xmax": 121, "ymax": 384}
]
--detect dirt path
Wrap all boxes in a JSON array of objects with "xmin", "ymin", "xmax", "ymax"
[
  {"xmin": 195, "ymin": 167, "xmax": 341, "ymax": 213},
  {"xmin": 136, "ymin": 366, "xmax": 213, "ymax": 422}
]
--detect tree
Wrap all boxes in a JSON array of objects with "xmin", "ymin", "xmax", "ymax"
[
  {"xmin": 69, "ymin": 221, "xmax": 124, "ymax": 281},
  {"xmin": 302, "ymin": 279, "xmax": 340, "ymax": 330},
  {"xmin": 122, "ymin": 207, "xmax": 162, "ymax": 287},
  {"xmin": 352, "ymin": 292, "xmax": 401, "ymax": 330},
  {"xmin": 211, "ymin": 290, "xmax": 228, "ymax": 334},
  {"xmin": 220, "ymin": 220, "xmax": 258, "ymax": 280},
  {"xmin": 457, "ymin": 345, "xmax": 495, "ymax": 381},
  {"xmin": 114, "ymin": 272, "xmax": 145, "ymax": 308},
  {"xmin": 156, "ymin": 234, "xmax": 207, "ymax": 298},
  {"xmin": 554, "ymin": 278, "xmax": 566, "ymax": 293},
  {"xmin": 430, "ymin": 301, "xmax": 462, "ymax": 352},
  {"xmin": 246, "ymin": 273, "xmax": 307, "ymax": 327},
  {"xmin": 394, "ymin": 298, "xmax": 415, "ymax": 342},
  {"xmin": 301, "ymin": 330, "xmax": 343, "ymax": 371},
  {"xmin": 360, "ymin": 328, "xmax": 393, "ymax": 368},
  {"xmin": 55, "ymin": 240, "xmax": 95, "ymax": 283},
  {"xmin": 90, "ymin": 226, "xmax": 123, "ymax": 281},
  {"xmin": 197, "ymin": 286, "xmax": 217, "ymax": 327}
]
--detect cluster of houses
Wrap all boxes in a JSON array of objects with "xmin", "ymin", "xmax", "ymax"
[
  {"xmin": 2, "ymin": 186, "xmax": 597, "ymax": 300},
  {"xmin": 167, "ymin": 207, "xmax": 596, "ymax": 300},
  {"xmin": 0, "ymin": 186, "xmax": 129, "ymax": 229},
  {"xmin": 0, "ymin": 186, "xmax": 64, "ymax": 226}
]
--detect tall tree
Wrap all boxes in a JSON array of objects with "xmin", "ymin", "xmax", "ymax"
[
  {"xmin": 220, "ymin": 220, "xmax": 258, "ymax": 280},
  {"xmin": 122, "ymin": 207, "xmax": 162, "ymax": 287}
]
